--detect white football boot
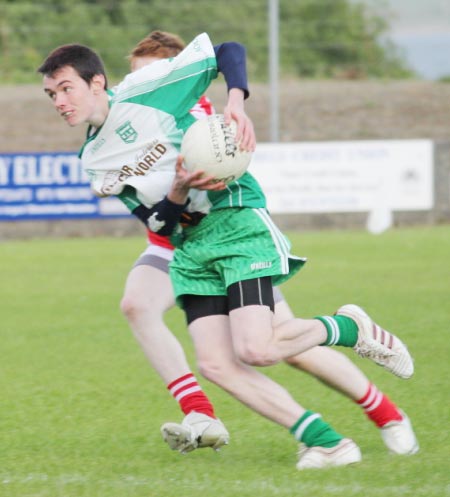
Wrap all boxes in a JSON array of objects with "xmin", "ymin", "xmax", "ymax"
[
  {"xmin": 296, "ymin": 438, "xmax": 362, "ymax": 470},
  {"xmin": 161, "ymin": 412, "xmax": 230, "ymax": 454},
  {"xmin": 335, "ymin": 304, "xmax": 414, "ymax": 379},
  {"xmin": 380, "ymin": 410, "xmax": 419, "ymax": 455}
]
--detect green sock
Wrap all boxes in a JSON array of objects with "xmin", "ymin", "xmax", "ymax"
[
  {"xmin": 290, "ymin": 411, "xmax": 343, "ymax": 448},
  {"xmin": 315, "ymin": 315, "xmax": 358, "ymax": 347}
]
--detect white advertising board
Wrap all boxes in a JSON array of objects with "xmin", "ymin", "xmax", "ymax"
[{"xmin": 248, "ymin": 140, "xmax": 434, "ymax": 214}]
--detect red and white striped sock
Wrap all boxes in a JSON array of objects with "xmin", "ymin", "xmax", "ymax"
[
  {"xmin": 167, "ymin": 373, "xmax": 216, "ymax": 418},
  {"xmin": 357, "ymin": 383, "xmax": 403, "ymax": 427}
]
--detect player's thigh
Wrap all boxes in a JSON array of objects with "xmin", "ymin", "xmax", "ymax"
[
  {"xmin": 226, "ymin": 277, "xmax": 275, "ymax": 357},
  {"xmin": 272, "ymin": 297, "xmax": 295, "ymax": 327},
  {"xmin": 123, "ymin": 249, "xmax": 175, "ymax": 312},
  {"xmin": 188, "ymin": 314, "xmax": 237, "ymax": 372},
  {"xmin": 228, "ymin": 304, "xmax": 274, "ymax": 358}
]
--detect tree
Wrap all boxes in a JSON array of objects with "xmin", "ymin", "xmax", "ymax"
[
  {"xmin": 0, "ymin": 0, "xmax": 413, "ymax": 84},
  {"xmin": 279, "ymin": 0, "xmax": 412, "ymax": 78}
]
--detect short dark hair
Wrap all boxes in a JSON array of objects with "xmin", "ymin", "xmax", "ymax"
[{"xmin": 37, "ymin": 44, "xmax": 108, "ymax": 88}]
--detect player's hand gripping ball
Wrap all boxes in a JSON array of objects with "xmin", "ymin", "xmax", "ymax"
[{"xmin": 181, "ymin": 114, "xmax": 252, "ymax": 184}]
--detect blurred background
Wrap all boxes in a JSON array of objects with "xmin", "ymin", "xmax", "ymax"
[
  {"xmin": 385, "ymin": 0, "xmax": 450, "ymax": 80},
  {"xmin": 1, "ymin": 0, "xmax": 449, "ymax": 82},
  {"xmin": 0, "ymin": 0, "xmax": 449, "ymax": 237}
]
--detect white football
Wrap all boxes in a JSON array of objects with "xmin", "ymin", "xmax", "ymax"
[{"xmin": 181, "ymin": 114, "xmax": 252, "ymax": 184}]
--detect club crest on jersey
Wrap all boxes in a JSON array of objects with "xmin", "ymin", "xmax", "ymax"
[{"xmin": 115, "ymin": 120, "xmax": 138, "ymax": 144}]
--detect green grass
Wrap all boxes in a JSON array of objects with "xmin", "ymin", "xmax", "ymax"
[{"xmin": 1, "ymin": 226, "xmax": 449, "ymax": 497}]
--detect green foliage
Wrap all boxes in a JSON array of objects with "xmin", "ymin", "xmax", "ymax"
[
  {"xmin": 279, "ymin": 0, "xmax": 412, "ymax": 78},
  {"xmin": 0, "ymin": 0, "xmax": 413, "ymax": 84}
]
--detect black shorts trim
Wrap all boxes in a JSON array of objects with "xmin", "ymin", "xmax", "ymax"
[
  {"xmin": 183, "ymin": 294, "xmax": 228, "ymax": 325},
  {"xmin": 182, "ymin": 277, "xmax": 276, "ymax": 324},
  {"xmin": 228, "ymin": 276, "xmax": 274, "ymax": 312}
]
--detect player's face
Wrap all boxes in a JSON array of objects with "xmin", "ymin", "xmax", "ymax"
[{"xmin": 42, "ymin": 66, "xmax": 104, "ymax": 127}]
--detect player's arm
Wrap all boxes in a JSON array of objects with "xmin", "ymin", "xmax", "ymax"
[
  {"xmin": 213, "ymin": 42, "xmax": 255, "ymax": 152},
  {"xmin": 118, "ymin": 157, "xmax": 225, "ymax": 235},
  {"xmin": 214, "ymin": 42, "xmax": 249, "ymax": 99},
  {"xmin": 117, "ymin": 185, "xmax": 186, "ymax": 236}
]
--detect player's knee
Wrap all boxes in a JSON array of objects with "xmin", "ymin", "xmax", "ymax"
[
  {"xmin": 197, "ymin": 358, "xmax": 230, "ymax": 385},
  {"xmin": 235, "ymin": 344, "xmax": 279, "ymax": 367},
  {"xmin": 120, "ymin": 294, "xmax": 146, "ymax": 321}
]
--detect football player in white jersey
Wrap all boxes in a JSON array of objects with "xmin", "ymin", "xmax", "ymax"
[
  {"xmin": 122, "ymin": 31, "xmax": 231, "ymax": 452},
  {"xmin": 39, "ymin": 33, "xmax": 417, "ymax": 469}
]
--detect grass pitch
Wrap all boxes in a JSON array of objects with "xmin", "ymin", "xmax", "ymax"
[{"xmin": 1, "ymin": 225, "xmax": 449, "ymax": 497}]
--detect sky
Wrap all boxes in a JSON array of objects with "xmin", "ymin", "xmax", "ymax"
[{"xmin": 357, "ymin": 0, "xmax": 450, "ymax": 79}]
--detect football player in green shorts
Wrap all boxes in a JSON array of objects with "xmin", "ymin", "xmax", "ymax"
[
  {"xmin": 39, "ymin": 32, "xmax": 416, "ymax": 469},
  {"xmin": 160, "ymin": 153, "xmax": 416, "ymax": 469},
  {"xmin": 120, "ymin": 31, "xmax": 417, "ymax": 460}
]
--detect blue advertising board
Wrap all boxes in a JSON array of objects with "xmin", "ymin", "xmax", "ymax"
[{"xmin": 0, "ymin": 152, "xmax": 130, "ymax": 220}]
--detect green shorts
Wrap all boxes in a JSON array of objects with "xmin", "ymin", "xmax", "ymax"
[{"xmin": 169, "ymin": 208, "xmax": 306, "ymax": 306}]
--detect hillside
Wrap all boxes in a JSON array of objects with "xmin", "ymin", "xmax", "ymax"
[{"xmin": 1, "ymin": 80, "xmax": 449, "ymax": 154}]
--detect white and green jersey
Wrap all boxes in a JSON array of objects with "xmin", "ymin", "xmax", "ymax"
[{"xmin": 80, "ymin": 32, "xmax": 266, "ymax": 216}]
